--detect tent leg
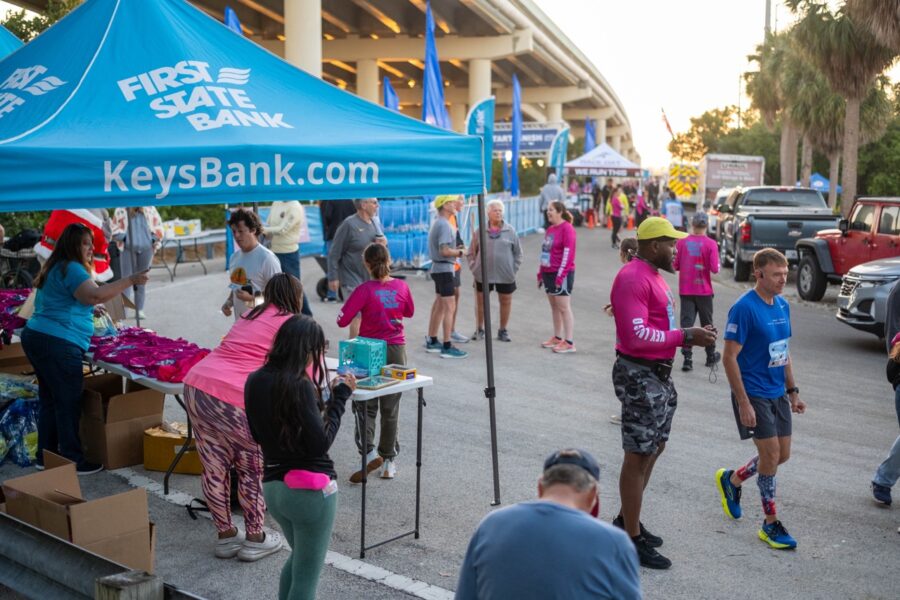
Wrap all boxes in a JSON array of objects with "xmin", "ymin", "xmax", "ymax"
[{"xmin": 476, "ymin": 193, "xmax": 501, "ymax": 506}]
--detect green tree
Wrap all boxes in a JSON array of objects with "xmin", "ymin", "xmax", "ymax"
[
  {"xmin": 847, "ymin": 0, "xmax": 900, "ymax": 52},
  {"xmin": 786, "ymin": 0, "xmax": 896, "ymax": 215},
  {"xmin": 667, "ymin": 107, "xmax": 737, "ymax": 162},
  {"xmin": 1, "ymin": 0, "xmax": 81, "ymax": 41}
]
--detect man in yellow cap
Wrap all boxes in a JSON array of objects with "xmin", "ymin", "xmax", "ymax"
[
  {"xmin": 426, "ymin": 196, "xmax": 468, "ymax": 359},
  {"xmin": 608, "ymin": 217, "xmax": 717, "ymax": 569}
]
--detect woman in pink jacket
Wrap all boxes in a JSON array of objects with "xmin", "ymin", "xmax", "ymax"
[{"xmin": 538, "ymin": 201, "xmax": 577, "ymax": 353}]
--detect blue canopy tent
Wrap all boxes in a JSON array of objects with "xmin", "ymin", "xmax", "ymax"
[
  {"xmin": 0, "ymin": 25, "xmax": 22, "ymax": 58},
  {"xmin": 797, "ymin": 173, "xmax": 842, "ymax": 194},
  {"xmin": 0, "ymin": 0, "xmax": 503, "ymax": 502}
]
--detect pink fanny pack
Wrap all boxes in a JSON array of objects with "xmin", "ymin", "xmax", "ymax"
[{"xmin": 284, "ymin": 469, "xmax": 330, "ymax": 490}]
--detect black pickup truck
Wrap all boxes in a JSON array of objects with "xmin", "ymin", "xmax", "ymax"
[{"xmin": 716, "ymin": 186, "xmax": 840, "ymax": 281}]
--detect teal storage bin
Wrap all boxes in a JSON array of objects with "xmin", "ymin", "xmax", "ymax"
[{"xmin": 338, "ymin": 337, "xmax": 387, "ymax": 378}]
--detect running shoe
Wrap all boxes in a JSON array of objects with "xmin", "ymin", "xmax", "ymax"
[
  {"xmin": 440, "ymin": 346, "xmax": 468, "ymax": 359},
  {"xmin": 758, "ymin": 520, "xmax": 797, "ymax": 550},
  {"xmin": 380, "ymin": 459, "xmax": 396, "ymax": 479},
  {"xmin": 237, "ymin": 530, "xmax": 284, "ymax": 562},
  {"xmin": 715, "ymin": 468, "xmax": 742, "ymax": 519},
  {"xmin": 76, "ymin": 462, "xmax": 104, "ymax": 476},
  {"xmin": 541, "ymin": 336, "xmax": 560, "ymax": 348},
  {"xmin": 349, "ymin": 455, "xmax": 384, "ymax": 483},
  {"xmin": 497, "ymin": 329, "xmax": 511, "ymax": 342},
  {"xmin": 450, "ymin": 331, "xmax": 470, "ymax": 344},
  {"xmin": 214, "ymin": 527, "xmax": 245, "ymax": 559},
  {"xmin": 471, "ymin": 329, "xmax": 485, "ymax": 341},
  {"xmin": 552, "ymin": 341, "xmax": 576, "ymax": 353},
  {"xmin": 612, "ymin": 515, "xmax": 662, "ymax": 548},
  {"xmin": 632, "ymin": 536, "xmax": 671, "ymax": 569},
  {"xmin": 705, "ymin": 351, "xmax": 722, "ymax": 368},
  {"xmin": 424, "ymin": 339, "xmax": 442, "ymax": 353},
  {"xmin": 681, "ymin": 357, "xmax": 693, "ymax": 372},
  {"xmin": 872, "ymin": 482, "xmax": 892, "ymax": 506}
]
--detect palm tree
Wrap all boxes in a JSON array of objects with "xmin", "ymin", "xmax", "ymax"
[
  {"xmin": 745, "ymin": 33, "xmax": 799, "ymax": 185},
  {"xmin": 786, "ymin": 0, "xmax": 895, "ymax": 216},
  {"xmin": 847, "ymin": 0, "xmax": 900, "ymax": 52}
]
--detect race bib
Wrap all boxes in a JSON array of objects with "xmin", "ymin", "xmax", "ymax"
[{"xmin": 768, "ymin": 339, "xmax": 789, "ymax": 368}]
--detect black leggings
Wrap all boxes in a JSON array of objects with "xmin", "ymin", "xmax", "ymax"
[{"xmin": 611, "ymin": 216, "xmax": 623, "ymax": 245}]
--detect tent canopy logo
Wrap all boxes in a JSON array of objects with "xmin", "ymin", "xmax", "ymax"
[
  {"xmin": 116, "ymin": 60, "xmax": 292, "ymax": 132},
  {"xmin": 0, "ymin": 65, "xmax": 68, "ymax": 119}
]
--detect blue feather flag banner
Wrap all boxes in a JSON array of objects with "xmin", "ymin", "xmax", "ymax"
[
  {"xmin": 510, "ymin": 73, "xmax": 522, "ymax": 196},
  {"xmin": 422, "ymin": 1, "xmax": 451, "ymax": 129},
  {"xmin": 223, "ymin": 6, "xmax": 242, "ymax": 35}
]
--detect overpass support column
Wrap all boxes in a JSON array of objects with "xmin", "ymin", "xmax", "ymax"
[
  {"xmin": 469, "ymin": 59, "xmax": 492, "ymax": 105},
  {"xmin": 609, "ymin": 134, "xmax": 621, "ymax": 152},
  {"xmin": 450, "ymin": 103, "xmax": 467, "ymax": 132},
  {"xmin": 546, "ymin": 102, "xmax": 562, "ymax": 123},
  {"xmin": 596, "ymin": 119, "xmax": 607, "ymax": 146},
  {"xmin": 356, "ymin": 59, "xmax": 379, "ymax": 104},
  {"xmin": 285, "ymin": 0, "xmax": 321, "ymax": 77}
]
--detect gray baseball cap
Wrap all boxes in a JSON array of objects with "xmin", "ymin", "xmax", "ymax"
[{"xmin": 691, "ymin": 212, "xmax": 709, "ymax": 227}]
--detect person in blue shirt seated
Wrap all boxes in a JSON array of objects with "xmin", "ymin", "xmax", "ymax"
[
  {"xmin": 455, "ymin": 448, "xmax": 641, "ymax": 600},
  {"xmin": 21, "ymin": 222, "xmax": 150, "ymax": 474}
]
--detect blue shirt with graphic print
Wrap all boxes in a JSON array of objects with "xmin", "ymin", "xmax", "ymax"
[{"xmin": 724, "ymin": 290, "xmax": 792, "ymax": 399}]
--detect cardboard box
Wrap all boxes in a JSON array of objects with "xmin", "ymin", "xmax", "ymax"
[
  {"xmin": 80, "ymin": 374, "xmax": 165, "ymax": 470},
  {"xmin": 0, "ymin": 342, "xmax": 32, "ymax": 375},
  {"xmin": 1, "ymin": 452, "xmax": 154, "ymax": 572},
  {"xmin": 143, "ymin": 427, "xmax": 202, "ymax": 475}
]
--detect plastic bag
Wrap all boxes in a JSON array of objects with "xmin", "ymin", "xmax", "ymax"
[{"xmin": 0, "ymin": 398, "xmax": 39, "ymax": 467}]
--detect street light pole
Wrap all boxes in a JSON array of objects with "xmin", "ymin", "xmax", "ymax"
[{"xmin": 765, "ymin": 0, "xmax": 772, "ymax": 37}]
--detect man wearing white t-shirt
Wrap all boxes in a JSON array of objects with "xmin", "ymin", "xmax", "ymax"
[
  {"xmin": 661, "ymin": 190, "xmax": 685, "ymax": 231},
  {"xmin": 222, "ymin": 209, "xmax": 281, "ymax": 321}
]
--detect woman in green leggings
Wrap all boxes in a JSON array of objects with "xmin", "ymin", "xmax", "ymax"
[{"xmin": 245, "ymin": 316, "xmax": 357, "ymax": 600}]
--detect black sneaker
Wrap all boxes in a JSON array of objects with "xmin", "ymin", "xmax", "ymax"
[
  {"xmin": 612, "ymin": 515, "xmax": 662, "ymax": 548},
  {"xmin": 632, "ymin": 535, "xmax": 671, "ymax": 569},
  {"xmin": 705, "ymin": 351, "xmax": 721, "ymax": 368},
  {"xmin": 497, "ymin": 329, "xmax": 511, "ymax": 342},
  {"xmin": 681, "ymin": 358, "xmax": 693, "ymax": 372},
  {"xmin": 872, "ymin": 482, "xmax": 892, "ymax": 506},
  {"xmin": 76, "ymin": 462, "xmax": 104, "ymax": 476}
]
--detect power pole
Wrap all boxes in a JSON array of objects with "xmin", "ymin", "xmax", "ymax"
[{"xmin": 765, "ymin": 0, "xmax": 772, "ymax": 37}]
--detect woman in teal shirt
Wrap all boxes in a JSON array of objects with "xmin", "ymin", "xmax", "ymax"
[{"xmin": 22, "ymin": 223, "xmax": 149, "ymax": 473}]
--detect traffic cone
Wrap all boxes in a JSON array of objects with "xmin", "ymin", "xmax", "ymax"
[
  {"xmin": 627, "ymin": 214, "xmax": 634, "ymax": 230},
  {"xmin": 586, "ymin": 208, "xmax": 595, "ymax": 229}
]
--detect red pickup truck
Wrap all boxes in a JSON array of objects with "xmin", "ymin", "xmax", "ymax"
[{"xmin": 795, "ymin": 197, "xmax": 900, "ymax": 301}]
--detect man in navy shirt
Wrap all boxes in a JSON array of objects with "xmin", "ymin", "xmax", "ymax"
[
  {"xmin": 715, "ymin": 249, "xmax": 806, "ymax": 550},
  {"xmin": 455, "ymin": 449, "xmax": 641, "ymax": 600}
]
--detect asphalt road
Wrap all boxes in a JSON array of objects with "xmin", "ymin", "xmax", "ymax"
[{"xmin": 1, "ymin": 223, "xmax": 898, "ymax": 600}]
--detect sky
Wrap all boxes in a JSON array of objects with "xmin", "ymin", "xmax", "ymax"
[{"xmin": 1, "ymin": 0, "xmax": 895, "ymax": 170}]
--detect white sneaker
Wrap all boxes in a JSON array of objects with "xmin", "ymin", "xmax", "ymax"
[
  {"xmin": 450, "ymin": 331, "xmax": 470, "ymax": 343},
  {"xmin": 381, "ymin": 459, "xmax": 396, "ymax": 479},
  {"xmin": 214, "ymin": 527, "xmax": 245, "ymax": 559},
  {"xmin": 237, "ymin": 530, "xmax": 283, "ymax": 562}
]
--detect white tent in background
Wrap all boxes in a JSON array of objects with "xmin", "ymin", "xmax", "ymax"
[{"xmin": 565, "ymin": 142, "xmax": 641, "ymax": 178}]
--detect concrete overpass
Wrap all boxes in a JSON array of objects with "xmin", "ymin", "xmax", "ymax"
[{"xmin": 7, "ymin": 0, "xmax": 639, "ymax": 162}]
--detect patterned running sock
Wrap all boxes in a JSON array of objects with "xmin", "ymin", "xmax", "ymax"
[
  {"xmin": 736, "ymin": 456, "xmax": 759, "ymax": 482},
  {"xmin": 757, "ymin": 473, "xmax": 777, "ymax": 516}
]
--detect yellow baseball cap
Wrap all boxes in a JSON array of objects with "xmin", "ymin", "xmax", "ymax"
[
  {"xmin": 434, "ymin": 195, "xmax": 459, "ymax": 209},
  {"xmin": 636, "ymin": 217, "xmax": 689, "ymax": 241}
]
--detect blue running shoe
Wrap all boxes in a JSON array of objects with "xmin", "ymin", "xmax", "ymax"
[
  {"xmin": 425, "ymin": 339, "xmax": 442, "ymax": 353},
  {"xmin": 759, "ymin": 520, "xmax": 797, "ymax": 550},
  {"xmin": 715, "ymin": 468, "xmax": 742, "ymax": 519},
  {"xmin": 440, "ymin": 346, "xmax": 468, "ymax": 359}
]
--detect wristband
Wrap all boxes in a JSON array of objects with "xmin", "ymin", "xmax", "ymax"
[
  {"xmin": 681, "ymin": 328, "xmax": 693, "ymax": 345},
  {"xmin": 786, "ymin": 386, "xmax": 799, "ymax": 395}
]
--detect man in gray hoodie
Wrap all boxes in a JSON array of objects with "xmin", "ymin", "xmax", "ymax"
[{"xmin": 539, "ymin": 173, "xmax": 566, "ymax": 230}]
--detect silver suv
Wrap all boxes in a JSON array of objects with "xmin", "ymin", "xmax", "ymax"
[{"xmin": 836, "ymin": 256, "xmax": 900, "ymax": 338}]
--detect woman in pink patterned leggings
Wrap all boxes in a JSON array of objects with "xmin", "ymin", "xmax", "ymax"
[{"xmin": 183, "ymin": 274, "xmax": 304, "ymax": 561}]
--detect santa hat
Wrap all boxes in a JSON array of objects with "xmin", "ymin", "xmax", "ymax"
[{"xmin": 35, "ymin": 209, "xmax": 113, "ymax": 282}]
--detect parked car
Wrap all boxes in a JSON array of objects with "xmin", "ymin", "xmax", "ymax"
[
  {"xmin": 717, "ymin": 186, "xmax": 839, "ymax": 281},
  {"xmin": 796, "ymin": 197, "xmax": 900, "ymax": 301},
  {"xmin": 703, "ymin": 187, "xmax": 733, "ymax": 240},
  {"xmin": 836, "ymin": 256, "xmax": 900, "ymax": 338}
]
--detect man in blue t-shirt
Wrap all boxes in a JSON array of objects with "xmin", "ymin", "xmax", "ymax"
[
  {"xmin": 714, "ymin": 248, "xmax": 807, "ymax": 550},
  {"xmin": 455, "ymin": 449, "xmax": 641, "ymax": 600}
]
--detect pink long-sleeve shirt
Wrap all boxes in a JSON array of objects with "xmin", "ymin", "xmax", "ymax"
[
  {"xmin": 673, "ymin": 234, "xmax": 720, "ymax": 296},
  {"xmin": 337, "ymin": 278, "xmax": 415, "ymax": 345},
  {"xmin": 539, "ymin": 221, "xmax": 576, "ymax": 283},
  {"xmin": 610, "ymin": 258, "xmax": 685, "ymax": 361}
]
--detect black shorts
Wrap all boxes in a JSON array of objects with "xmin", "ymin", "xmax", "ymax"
[
  {"xmin": 542, "ymin": 271, "xmax": 574, "ymax": 296},
  {"xmin": 731, "ymin": 393, "xmax": 792, "ymax": 440},
  {"xmin": 613, "ymin": 358, "xmax": 678, "ymax": 455},
  {"xmin": 453, "ymin": 269, "xmax": 461, "ymax": 288},
  {"xmin": 431, "ymin": 272, "xmax": 455, "ymax": 297},
  {"xmin": 475, "ymin": 281, "xmax": 517, "ymax": 294}
]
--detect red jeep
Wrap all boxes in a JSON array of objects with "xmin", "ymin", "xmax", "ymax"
[{"xmin": 795, "ymin": 197, "xmax": 900, "ymax": 301}]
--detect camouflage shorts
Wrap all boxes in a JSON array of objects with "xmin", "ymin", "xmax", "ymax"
[{"xmin": 612, "ymin": 358, "xmax": 678, "ymax": 455}]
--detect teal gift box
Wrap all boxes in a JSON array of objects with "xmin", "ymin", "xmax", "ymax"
[{"xmin": 338, "ymin": 337, "xmax": 387, "ymax": 378}]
